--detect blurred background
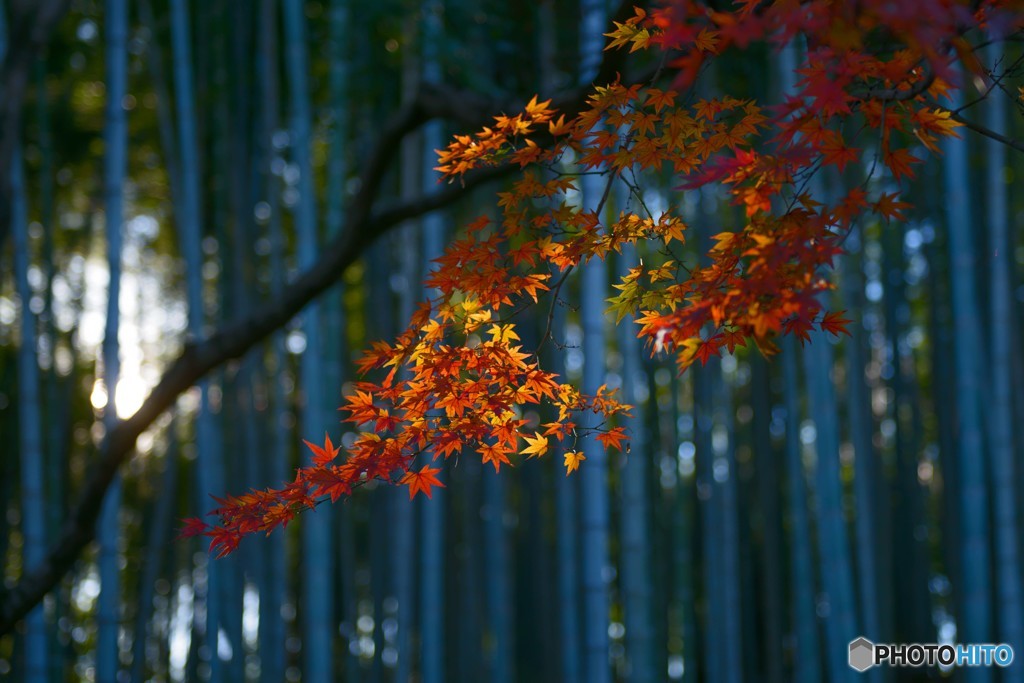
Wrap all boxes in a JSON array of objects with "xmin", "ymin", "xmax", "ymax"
[{"xmin": 1, "ymin": 0, "xmax": 1022, "ymax": 681}]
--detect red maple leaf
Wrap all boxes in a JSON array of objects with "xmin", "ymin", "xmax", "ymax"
[
  {"xmin": 783, "ymin": 315, "xmax": 816, "ymax": 346},
  {"xmin": 177, "ymin": 517, "xmax": 210, "ymax": 540},
  {"xmin": 303, "ymin": 432, "xmax": 342, "ymax": 466},
  {"xmin": 884, "ymin": 148, "xmax": 920, "ymax": 183},
  {"xmin": 820, "ymin": 310, "xmax": 853, "ymax": 337},
  {"xmin": 722, "ymin": 328, "xmax": 747, "ymax": 354},
  {"xmin": 695, "ymin": 335, "xmax": 723, "ymax": 366}
]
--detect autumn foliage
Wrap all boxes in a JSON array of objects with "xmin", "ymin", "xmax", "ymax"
[{"xmin": 183, "ymin": 0, "xmax": 1022, "ymax": 557}]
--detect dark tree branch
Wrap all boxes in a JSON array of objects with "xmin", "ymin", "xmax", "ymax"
[
  {"xmin": 855, "ymin": 61, "xmax": 935, "ymax": 101},
  {"xmin": 0, "ymin": 0, "xmax": 648, "ymax": 634},
  {"xmin": 0, "ymin": 160, "xmax": 512, "ymax": 637},
  {"xmin": 944, "ymin": 107, "xmax": 1024, "ymax": 154}
]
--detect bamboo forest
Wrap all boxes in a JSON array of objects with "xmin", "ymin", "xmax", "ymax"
[{"xmin": 3, "ymin": 0, "xmax": 1024, "ymax": 681}]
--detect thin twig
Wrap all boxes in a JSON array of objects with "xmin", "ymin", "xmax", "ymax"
[{"xmin": 534, "ymin": 265, "xmax": 575, "ymax": 355}]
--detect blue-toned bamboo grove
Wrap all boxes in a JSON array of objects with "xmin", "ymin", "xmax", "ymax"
[{"xmin": 2, "ymin": 1, "xmax": 1024, "ymax": 681}]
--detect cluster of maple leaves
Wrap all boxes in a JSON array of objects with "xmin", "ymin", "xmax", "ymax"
[{"xmin": 183, "ymin": 0, "xmax": 1022, "ymax": 557}]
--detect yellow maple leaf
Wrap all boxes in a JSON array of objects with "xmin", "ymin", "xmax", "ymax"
[
  {"xmin": 628, "ymin": 28, "xmax": 651, "ymax": 53},
  {"xmin": 694, "ymin": 28, "xmax": 719, "ymax": 53},
  {"xmin": 710, "ymin": 231, "xmax": 735, "ymax": 252},
  {"xmin": 421, "ymin": 318, "xmax": 444, "ymax": 341},
  {"xmin": 488, "ymin": 323, "xmax": 520, "ymax": 344},
  {"xmin": 524, "ymin": 95, "xmax": 552, "ymax": 119},
  {"xmin": 520, "ymin": 431, "xmax": 549, "ymax": 459},
  {"xmin": 661, "ymin": 217, "xmax": 686, "ymax": 245},
  {"xmin": 924, "ymin": 108, "xmax": 962, "ymax": 136},
  {"xmin": 465, "ymin": 308, "xmax": 493, "ymax": 333},
  {"xmin": 604, "ymin": 21, "xmax": 635, "ymax": 51},
  {"xmin": 679, "ymin": 336, "xmax": 702, "ymax": 366},
  {"xmin": 563, "ymin": 450, "xmax": 586, "ymax": 475}
]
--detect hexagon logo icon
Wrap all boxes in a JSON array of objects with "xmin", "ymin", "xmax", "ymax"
[{"xmin": 849, "ymin": 637, "xmax": 875, "ymax": 672}]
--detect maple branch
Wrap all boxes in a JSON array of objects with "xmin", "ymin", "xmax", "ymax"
[
  {"xmin": 855, "ymin": 61, "xmax": 935, "ymax": 102},
  {"xmin": 0, "ymin": 3, "xmax": 651, "ymax": 635},
  {"xmin": 351, "ymin": 1, "xmax": 643, "ymax": 224},
  {"xmin": 853, "ymin": 31, "xmax": 1024, "ymax": 107},
  {"xmin": 915, "ymin": 48, "xmax": 1024, "ymax": 155},
  {"xmin": 536, "ymin": 266, "xmax": 576, "ymax": 354},
  {"xmin": 943, "ymin": 109, "xmax": 1024, "ymax": 155},
  {"xmin": 0, "ymin": 161, "xmax": 515, "ymax": 636},
  {"xmin": 535, "ymin": 169, "xmax": 618, "ymax": 354},
  {"xmin": 948, "ymin": 50, "xmax": 1024, "ymax": 115}
]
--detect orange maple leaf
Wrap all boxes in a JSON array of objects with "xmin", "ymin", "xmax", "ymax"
[
  {"xmin": 596, "ymin": 426, "xmax": 628, "ymax": 452},
  {"xmin": 563, "ymin": 450, "xmax": 586, "ymax": 475},
  {"xmin": 401, "ymin": 466, "xmax": 445, "ymax": 500},
  {"xmin": 480, "ymin": 442, "xmax": 512, "ymax": 472}
]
